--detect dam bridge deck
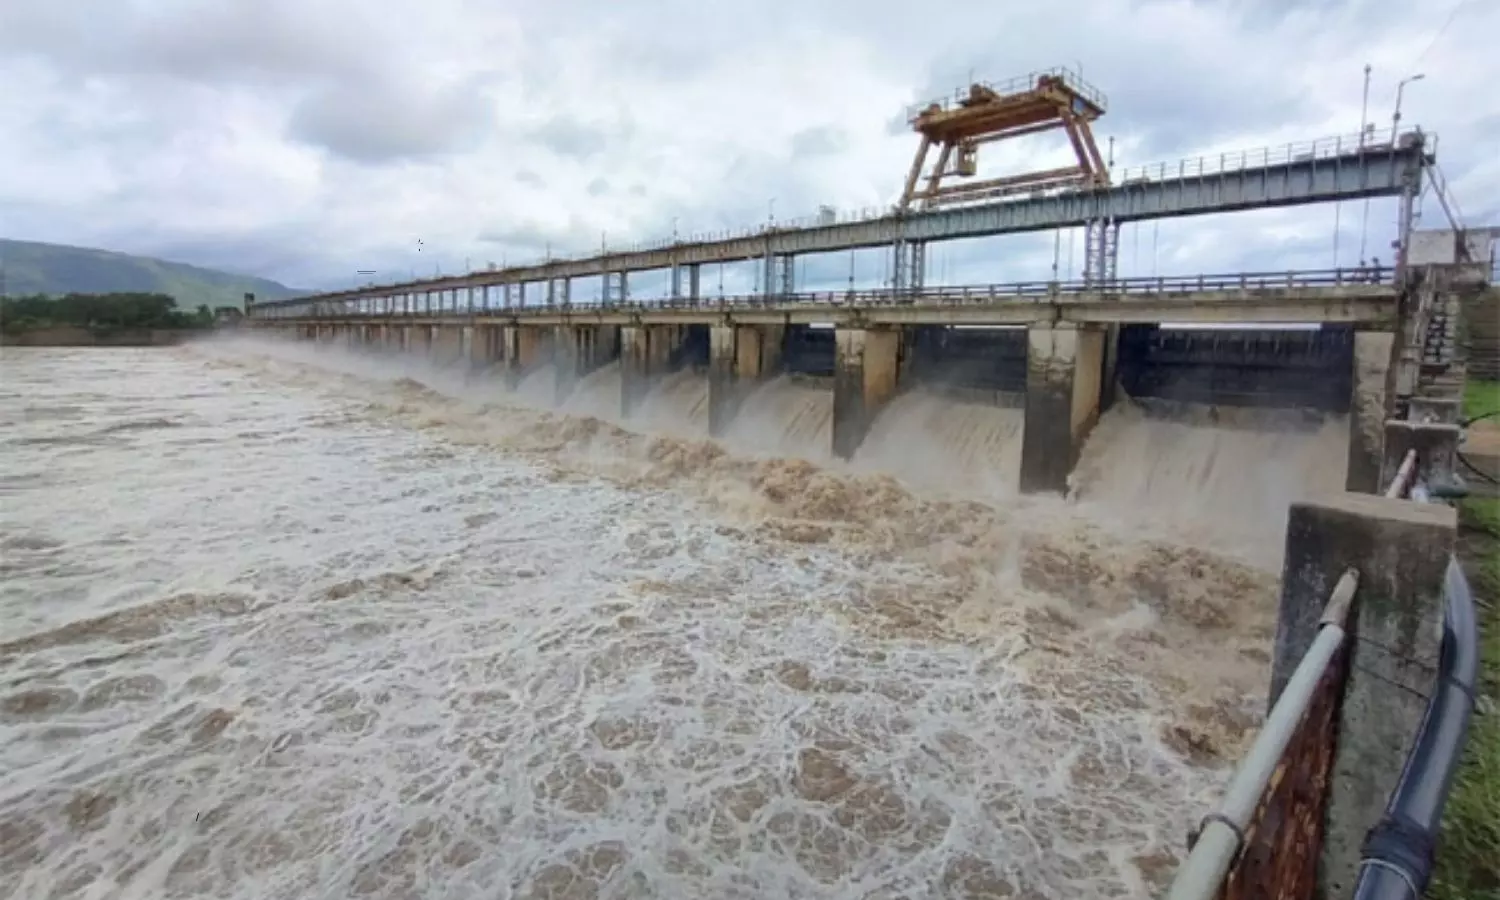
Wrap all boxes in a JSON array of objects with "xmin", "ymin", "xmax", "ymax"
[
  {"xmin": 251, "ymin": 269, "xmax": 1400, "ymax": 328},
  {"xmin": 246, "ymin": 131, "xmax": 1428, "ymax": 317}
]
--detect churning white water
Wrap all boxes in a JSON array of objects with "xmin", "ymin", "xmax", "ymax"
[{"xmin": 0, "ymin": 339, "xmax": 1298, "ymax": 900}]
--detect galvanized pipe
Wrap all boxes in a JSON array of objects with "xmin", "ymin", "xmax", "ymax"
[
  {"xmin": 1384, "ymin": 448, "xmax": 1419, "ymax": 499},
  {"xmin": 1166, "ymin": 568, "xmax": 1359, "ymax": 900}
]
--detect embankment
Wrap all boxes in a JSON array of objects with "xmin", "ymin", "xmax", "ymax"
[{"xmin": 0, "ymin": 327, "xmax": 195, "ymax": 347}]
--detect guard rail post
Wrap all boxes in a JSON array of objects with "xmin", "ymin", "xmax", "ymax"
[{"xmin": 1274, "ymin": 492, "xmax": 1457, "ymax": 897}]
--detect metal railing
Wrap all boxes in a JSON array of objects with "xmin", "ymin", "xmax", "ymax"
[
  {"xmin": 1167, "ymin": 438, "xmax": 1480, "ymax": 900},
  {"xmin": 902, "ymin": 65, "xmax": 1109, "ymax": 123},
  {"xmin": 1112, "ymin": 130, "xmax": 1417, "ymax": 188},
  {"xmin": 256, "ymin": 129, "xmax": 1427, "ymax": 310},
  {"xmin": 1166, "ymin": 571, "xmax": 1358, "ymax": 900},
  {"xmin": 253, "ymin": 268, "xmax": 1397, "ymax": 320}
]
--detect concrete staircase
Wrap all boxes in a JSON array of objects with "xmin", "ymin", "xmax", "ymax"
[{"xmin": 1461, "ymin": 288, "xmax": 1500, "ymax": 380}]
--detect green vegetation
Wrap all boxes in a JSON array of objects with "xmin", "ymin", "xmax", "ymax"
[
  {"xmin": 0, "ymin": 292, "xmax": 231, "ymax": 335},
  {"xmin": 0, "ymin": 238, "xmax": 301, "ymax": 310},
  {"xmin": 1465, "ymin": 379, "xmax": 1500, "ymax": 421},
  {"xmin": 1431, "ymin": 378, "xmax": 1500, "ymax": 900}
]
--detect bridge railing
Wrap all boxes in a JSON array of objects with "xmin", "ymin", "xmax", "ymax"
[
  {"xmin": 1113, "ymin": 130, "xmax": 1418, "ymax": 187},
  {"xmin": 1165, "ymin": 427, "xmax": 1479, "ymax": 900},
  {"xmin": 264, "ymin": 129, "xmax": 1427, "ymax": 307},
  {"xmin": 254, "ymin": 268, "xmax": 1397, "ymax": 319},
  {"xmin": 1166, "ymin": 570, "xmax": 1357, "ymax": 900}
]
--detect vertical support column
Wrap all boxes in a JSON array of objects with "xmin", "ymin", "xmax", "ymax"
[
  {"xmin": 504, "ymin": 326, "xmax": 542, "ymax": 388},
  {"xmin": 779, "ymin": 255, "xmax": 795, "ymax": 297},
  {"xmin": 890, "ymin": 240, "xmax": 927, "ymax": 294},
  {"xmin": 708, "ymin": 325, "xmax": 765, "ymax": 437},
  {"xmin": 1347, "ymin": 330, "xmax": 1398, "ymax": 493},
  {"xmin": 688, "ymin": 264, "xmax": 701, "ymax": 303},
  {"xmin": 1098, "ymin": 323, "xmax": 1122, "ymax": 412},
  {"xmin": 554, "ymin": 326, "xmax": 581, "ymax": 402},
  {"xmin": 468, "ymin": 324, "xmax": 497, "ymax": 369},
  {"xmin": 832, "ymin": 327, "xmax": 900, "ymax": 459},
  {"xmin": 561, "ymin": 278, "xmax": 571, "ymax": 306},
  {"xmin": 670, "ymin": 265, "xmax": 682, "ymax": 300},
  {"xmin": 1018, "ymin": 322, "xmax": 1106, "ymax": 494},
  {"xmin": 1270, "ymin": 493, "xmax": 1455, "ymax": 897},
  {"xmin": 620, "ymin": 325, "xmax": 681, "ymax": 418}
]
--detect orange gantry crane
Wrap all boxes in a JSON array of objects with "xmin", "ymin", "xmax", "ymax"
[{"xmin": 897, "ymin": 67, "xmax": 1111, "ymax": 213}]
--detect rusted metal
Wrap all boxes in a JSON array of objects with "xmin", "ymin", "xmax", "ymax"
[
  {"xmin": 1218, "ymin": 642, "xmax": 1349, "ymax": 900},
  {"xmin": 897, "ymin": 67, "xmax": 1111, "ymax": 212}
]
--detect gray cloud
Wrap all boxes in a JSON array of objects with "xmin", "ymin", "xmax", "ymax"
[
  {"xmin": 791, "ymin": 126, "xmax": 848, "ymax": 158},
  {"xmin": 0, "ymin": 0, "xmax": 1495, "ymax": 293},
  {"xmin": 531, "ymin": 116, "xmax": 613, "ymax": 161},
  {"xmin": 287, "ymin": 78, "xmax": 494, "ymax": 163}
]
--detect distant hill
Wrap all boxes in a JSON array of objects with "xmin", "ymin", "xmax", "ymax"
[{"xmin": 0, "ymin": 238, "xmax": 304, "ymax": 310}]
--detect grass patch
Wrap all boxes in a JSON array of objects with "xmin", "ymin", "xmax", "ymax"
[
  {"xmin": 1430, "ymin": 383, "xmax": 1500, "ymax": 899},
  {"xmin": 1465, "ymin": 379, "xmax": 1500, "ymax": 421}
]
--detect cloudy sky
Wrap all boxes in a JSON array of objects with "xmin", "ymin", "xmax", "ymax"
[{"xmin": 1, "ymin": 0, "xmax": 1495, "ymax": 297}]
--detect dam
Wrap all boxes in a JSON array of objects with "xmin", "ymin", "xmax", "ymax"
[
  {"xmin": 5, "ymin": 66, "xmax": 1490, "ymax": 900},
  {"xmin": 246, "ymin": 269, "xmax": 1407, "ymax": 505}
]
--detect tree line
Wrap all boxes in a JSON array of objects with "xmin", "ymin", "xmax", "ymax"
[{"xmin": 0, "ymin": 293, "xmax": 239, "ymax": 335}]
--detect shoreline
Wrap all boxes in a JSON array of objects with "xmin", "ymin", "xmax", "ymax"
[{"xmin": 0, "ymin": 326, "xmax": 204, "ymax": 348}]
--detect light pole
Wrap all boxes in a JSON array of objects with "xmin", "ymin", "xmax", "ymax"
[
  {"xmin": 1390, "ymin": 73, "xmax": 1425, "ymax": 144},
  {"xmin": 1358, "ymin": 64, "xmax": 1374, "ymax": 266}
]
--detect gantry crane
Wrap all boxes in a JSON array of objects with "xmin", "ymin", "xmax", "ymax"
[{"xmin": 897, "ymin": 67, "xmax": 1111, "ymax": 213}]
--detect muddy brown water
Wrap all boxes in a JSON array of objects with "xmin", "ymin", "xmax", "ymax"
[{"xmin": 0, "ymin": 339, "xmax": 1346, "ymax": 899}]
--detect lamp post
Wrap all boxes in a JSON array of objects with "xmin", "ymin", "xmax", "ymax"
[{"xmin": 1390, "ymin": 73, "xmax": 1425, "ymax": 144}]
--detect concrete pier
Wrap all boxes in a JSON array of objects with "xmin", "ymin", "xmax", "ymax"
[
  {"xmin": 1346, "ymin": 330, "xmax": 1397, "ymax": 493},
  {"xmin": 431, "ymin": 325, "xmax": 463, "ymax": 367},
  {"xmin": 621, "ymin": 325, "xmax": 683, "ymax": 419},
  {"xmin": 469, "ymin": 324, "xmax": 501, "ymax": 369},
  {"xmin": 504, "ymin": 326, "xmax": 544, "ymax": 387},
  {"xmin": 1270, "ymin": 492, "xmax": 1455, "ymax": 897},
  {"xmin": 831, "ymin": 327, "xmax": 900, "ymax": 459},
  {"xmin": 708, "ymin": 325, "xmax": 779, "ymax": 437},
  {"xmin": 1018, "ymin": 322, "xmax": 1105, "ymax": 494},
  {"xmin": 555, "ymin": 325, "xmax": 619, "ymax": 404}
]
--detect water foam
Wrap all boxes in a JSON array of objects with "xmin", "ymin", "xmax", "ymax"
[{"xmin": 0, "ymin": 337, "xmax": 1294, "ymax": 898}]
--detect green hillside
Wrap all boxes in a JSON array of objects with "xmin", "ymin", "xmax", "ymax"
[{"xmin": 0, "ymin": 238, "xmax": 303, "ymax": 310}]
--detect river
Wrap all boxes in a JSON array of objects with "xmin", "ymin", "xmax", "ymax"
[{"xmin": 0, "ymin": 339, "xmax": 1314, "ymax": 899}]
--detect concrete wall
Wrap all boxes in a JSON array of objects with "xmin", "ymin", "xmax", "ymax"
[
  {"xmin": 1019, "ymin": 323, "xmax": 1105, "ymax": 494},
  {"xmin": 621, "ymin": 325, "xmax": 684, "ymax": 418},
  {"xmin": 1346, "ymin": 330, "xmax": 1398, "ymax": 493},
  {"xmin": 831, "ymin": 327, "xmax": 900, "ymax": 459},
  {"xmin": 1271, "ymin": 493, "xmax": 1455, "ymax": 896}
]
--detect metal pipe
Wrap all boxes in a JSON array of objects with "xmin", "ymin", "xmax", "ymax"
[
  {"xmin": 1167, "ymin": 569, "xmax": 1359, "ymax": 900},
  {"xmin": 1351, "ymin": 557, "xmax": 1479, "ymax": 900},
  {"xmin": 1385, "ymin": 448, "xmax": 1419, "ymax": 498}
]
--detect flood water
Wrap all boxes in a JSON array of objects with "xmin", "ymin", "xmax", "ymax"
[{"xmin": 0, "ymin": 339, "xmax": 1330, "ymax": 899}]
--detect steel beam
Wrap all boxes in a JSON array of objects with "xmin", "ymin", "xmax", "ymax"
[{"xmin": 251, "ymin": 134, "xmax": 1429, "ymax": 317}]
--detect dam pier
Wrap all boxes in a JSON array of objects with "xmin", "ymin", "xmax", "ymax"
[{"xmin": 249, "ymin": 268, "xmax": 1421, "ymax": 496}]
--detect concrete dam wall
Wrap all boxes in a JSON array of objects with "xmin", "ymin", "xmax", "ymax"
[{"xmin": 269, "ymin": 318, "xmax": 1392, "ymax": 516}]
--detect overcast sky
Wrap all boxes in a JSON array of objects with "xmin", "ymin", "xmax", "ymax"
[{"xmin": 1, "ymin": 0, "xmax": 1495, "ymax": 296}]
